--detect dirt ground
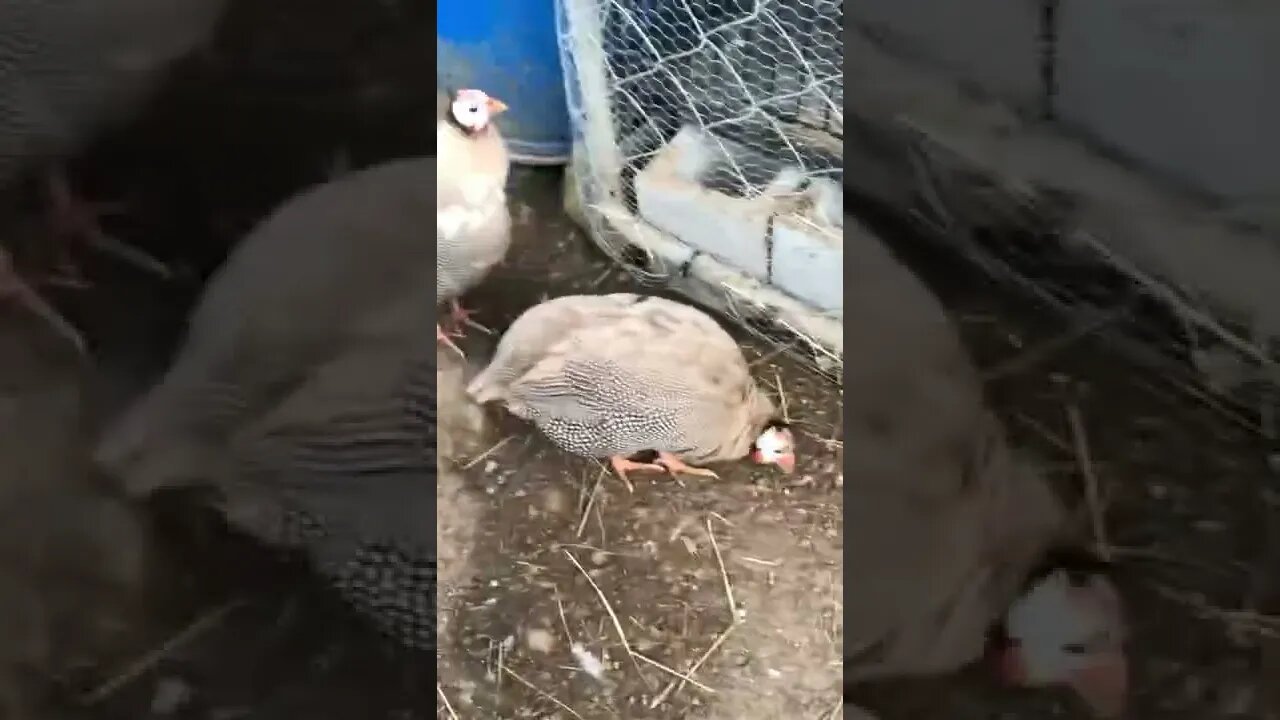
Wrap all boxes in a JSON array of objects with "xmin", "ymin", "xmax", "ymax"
[{"xmin": 435, "ymin": 171, "xmax": 844, "ymax": 720}]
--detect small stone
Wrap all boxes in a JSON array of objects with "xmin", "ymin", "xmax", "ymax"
[
  {"xmin": 526, "ymin": 627, "xmax": 556, "ymax": 654},
  {"xmin": 149, "ymin": 677, "xmax": 192, "ymax": 716}
]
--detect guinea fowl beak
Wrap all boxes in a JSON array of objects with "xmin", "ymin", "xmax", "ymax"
[
  {"xmin": 486, "ymin": 97, "xmax": 509, "ymax": 115},
  {"xmin": 1067, "ymin": 650, "xmax": 1128, "ymax": 718}
]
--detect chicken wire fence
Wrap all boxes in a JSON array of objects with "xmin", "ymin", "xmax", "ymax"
[{"xmin": 555, "ymin": 0, "xmax": 844, "ymax": 382}]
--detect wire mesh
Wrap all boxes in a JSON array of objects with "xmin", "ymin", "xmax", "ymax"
[{"xmin": 556, "ymin": 0, "xmax": 844, "ymax": 381}]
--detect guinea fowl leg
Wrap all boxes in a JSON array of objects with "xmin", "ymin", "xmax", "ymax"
[
  {"xmin": 608, "ymin": 455, "xmax": 667, "ymax": 484},
  {"xmin": 437, "ymin": 323, "xmax": 465, "ymax": 358},
  {"xmin": 447, "ymin": 298, "xmax": 494, "ymax": 336},
  {"xmin": 655, "ymin": 451, "xmax": 720, "ymax": 479},
  {"xmin": 44, "ymin": 168, "xmax": 172, "ymax": 282},
  {"xmin": 0, "ymin": 248, "xmax": 85, "ymax": 354}
]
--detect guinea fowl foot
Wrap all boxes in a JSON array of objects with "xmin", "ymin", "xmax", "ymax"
[
  {"xmin": 45, "ymin": 169, "xmax": 172, "ymax": 282},
  {"xmin": 608, "ymin": 455, "xmax": 667, "ymax": 484},
  {"xmin": 656, "ymin": 451, "xmax": 720, "ymax": 479},
  {"xmin": 449, "ymin": 299, "xmax": 475, "ymax": 326},
  {"xmin": 447, "ymin": 299, "xmax": 493, "ymax": 336},
  {"xmin": 0, "ymin": 249, "xmax": 85, "ymax": 355},
  {"xmin": 437, "ymin": 323, "xmax": 466, "ymax": 358}
]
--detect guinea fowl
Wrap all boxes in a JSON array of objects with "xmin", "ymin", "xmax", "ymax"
[
  {"xmin": 466, "ymin": 293, "xmax": 796, "ymax": 481},
  {"xmin": 93, "ymin": 154, "xmax": 436, "ymax": 497},
  {"xmin": 840, "ymin": 215, "xmax": 1127, "ymax": 717},
  {"xmin": 206, "ymin": 333, "xmax": 437, "ymax": 651},
  {"xmin": 90, "ymin": 156, "xmax": 441, "ymax": 648},
  {"xmin": 436, "ymin": 88, "xmax": 512, "ymax": 356},
  {"xmin": 0, "ymin": 0, "xmax": 229, "ymax": 351}
]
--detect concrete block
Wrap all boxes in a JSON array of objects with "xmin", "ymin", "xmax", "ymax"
[
  {"xmin": 771, "ymin": 216, "xmax": 843, "ymax": 314},
  {"xmin": 847, "ymin": 0, "xmax": 1043, "ymax": 109},
  {"xmin": 635, "ymin": 141, "xmax": 772, "ymax": 280},
  {"xmin": 1057, "ymin": 0, "xmax": 1280, "ymax": 202}
]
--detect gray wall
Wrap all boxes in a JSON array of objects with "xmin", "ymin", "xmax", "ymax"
[{"xmin": 848, "ymin": 0, "xmax": 1280, "ymax": 205}]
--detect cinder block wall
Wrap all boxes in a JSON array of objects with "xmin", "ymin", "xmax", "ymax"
[{"xmin": 848, "ymin": 0, "xmax": 1280, "ymax": 205}]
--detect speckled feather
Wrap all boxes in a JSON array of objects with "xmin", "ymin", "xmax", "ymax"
[
  {"xmin": 435, "ymin": 102, "xmax": 511, "ymax": 306},
  {"xmin": 210, "ymin": 334, "xmax": 437, "ymax": 651},
  {"xmin": 468, "ymin": 293, "xmax": 775, "ymax": 464},
  {"xmin": 95, "ymin": 156, "xmax": 437, "ymax": 496},
  {"xmin": 0, "ymin": 0, "xmax": 228, "ymax": 185}
]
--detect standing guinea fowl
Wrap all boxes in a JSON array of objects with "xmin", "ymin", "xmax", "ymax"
[
  {"xmin": 839, "ymin": 214, "xmax": 1127, "ymax": 717},
  {"xmin": 0, "ymin": 0, "xmax": 230, "ymax": 351},
  {"xmin": 466, "ymin": 293, "xmax": 796, "ymax": 481},
  {"xmin": 93, "ymin": 154, "xmax": 437, "ymax": 497},
  {"xmin": 436, "ymin": 88, "xmax": 512, "ymax": 356}
]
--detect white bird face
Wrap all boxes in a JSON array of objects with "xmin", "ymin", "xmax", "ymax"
[
  {"xmin": 450, "ymin": 89, "xmax": 507, "ymax": 133},
  {"xmin": 751, "ymin": 424, "xmax": 796, "ymax": 473},
  {"xmin": 999, "ymin": 569, "xmax": 1128, "ymax": 717}
]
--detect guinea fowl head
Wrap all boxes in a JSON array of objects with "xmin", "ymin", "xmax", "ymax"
[
  {"xmin": 448, "ymin": 88, "xmax": 508, "ymax": 134},
  {"xmin": 750, "ymin": 420, "xmax": 796, "ymax": 473},
  {"xmin": 991, "ymin": 551, "xmax": 1128, "ymax": 717}
]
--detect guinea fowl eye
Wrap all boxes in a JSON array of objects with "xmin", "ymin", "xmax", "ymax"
[{"xmin": 468, "ymin": 105, "xmax": 480, "ymax": 114}]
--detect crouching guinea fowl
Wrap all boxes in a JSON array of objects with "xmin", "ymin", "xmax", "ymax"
[
  {"xmin": 94, "ymin": 153, "xmax": 437, "ymax": 497},
  {"xmin": 436, "ymin": 88, "xmax": 512, "ymax": 357},
  {"xmin": 839, "ymin": 213, "xmax": 1127, "ymax": 717},
  {"xmin": 466, "ymin": 293, "xmax": 796, "ymax": 481},
  {"xmin": 211, "ymin": 333, "xmax": 437, "ymax": 650},
  {"xmin": 91, "ymin": 154, "xmax": 441, "ymax": 647}
]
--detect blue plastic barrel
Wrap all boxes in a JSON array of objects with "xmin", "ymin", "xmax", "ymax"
[{"xmin": 438, "ymin": 0, "xmax": 571, "ymax": 165}]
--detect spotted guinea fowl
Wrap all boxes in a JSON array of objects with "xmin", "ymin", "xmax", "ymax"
[
  {"xmin": 467, "ymin": 293, "xmax": 796, "ymax": 480},
  {"xmin": 93, "ymin": 155, "xmax": 436, "ymax": 497},
  {"xmin": 436, "ymin": 88, "xmax": 512, "ymax": 356},
  {"xmin": 840, "ymin": 214, "xmax": 1127, "ymax": 718},
  {"xmin": 206, "ymin": 333, "xmax": 437, "ymax": 651},
  {"xmin": 0, "ymin": 0, "xmax": 229, "ymax": 351}
]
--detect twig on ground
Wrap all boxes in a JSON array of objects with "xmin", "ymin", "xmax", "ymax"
[
  {"xmin": 555, "ymin": 592, "xmax": 574, "ymax": 643},
  {"xmin": 503, "ymin": 666, "xmax": 586, "ymax": 720},
  {"xmin": 981, "ymin": 310, "xmax": 1122, "ymax": 382},
  {"xmin": 563, "ymin": 550, "xmax": 647, "ymax": 682},
  {"xmin": 1064, "ymin": 402, "xmax": 1111, "ymax": 560},
  {"xmin": 577, "ymin": 468, "xmax": 605, "ymax": 538},
  {"xmin": 749, "ymin": 344, "xmax": 789, "ymax": 368},
  {"xmin": 774, "ymin": 370, "xmax": 790, "ymax": 423},
  {"xmin": 1010, "ymin": 412, "xmax": 1072, "ymax": 454},
  {"xmin": 632, "ymin": 652, "xmax": 716, "ymax": 694},
  {"xmin": 1154, "ymin": 585, "xmax": 1280, "ymax": 639},
  {"xmin": 647, "ymin": 623, "xmax": 739, "ymax": 708},
  {"xmin": 461, "ymin": 435, "xmax": 515, "ymax": 470},
  {"xmin": 80, "ymin": 598, "xmax": 244, "ymax": 704},
  {"xmin": 437, "ymin": 684, "xmax": 460, "ymax": 720},
  {"xmin": 706, "ymin": 517, "xmax": 738, "ymax": 619}
]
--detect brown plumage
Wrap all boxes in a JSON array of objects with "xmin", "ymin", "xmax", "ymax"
[
  {"xmin": 840, "ymin": 215, "xmax": 1126, "ymax": 716},
  {"xmin": 467, "ymin": 293, "xmax": 795, "ymax": 480}
]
